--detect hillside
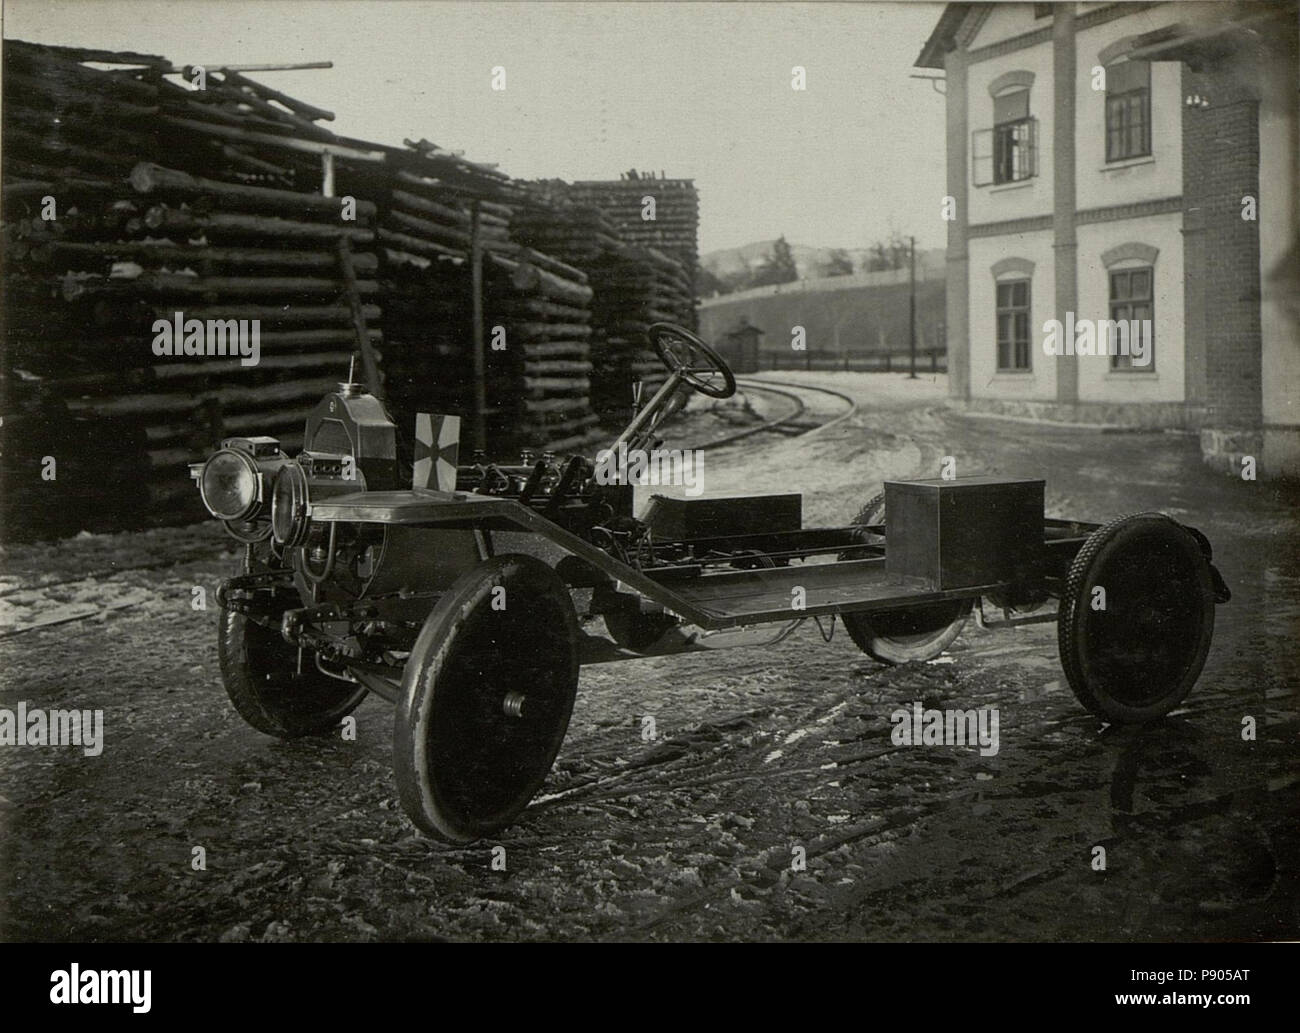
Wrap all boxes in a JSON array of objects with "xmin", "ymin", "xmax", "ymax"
[{"xmin": 702, "ymin": 240, "xmax": 943, "ymax": 283}]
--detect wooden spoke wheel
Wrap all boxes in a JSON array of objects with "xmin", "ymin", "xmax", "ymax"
[
  {"xmin": 218, "ymin": 590, "xmax": 367, "ymax": 738},
  {"xmin": 394, "ymin": 555, "xmax": 579, "ymax": 844},
  {"xmin": 1058, "ymin": 513, "xmax": 1216, "ymax": 723},
  {"xmin": 838, "ymin": 492, "xmax": 974, "ymax": 664}
]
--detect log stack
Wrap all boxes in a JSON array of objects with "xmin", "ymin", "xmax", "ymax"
[
  {"xmin": 369, "ymin": 151, "xmax": 515, "ymax": 268},
  {"xmin": 374, "ymin": 252, "xmax": 473, "ymax": 452},
  {"xmin": 347, "ymin": 141, "xmax": 602, "ymax": 458},
  {"xmin": 1, "ymin": 41, "xmax": 382, "ymax": 535},
  {"xmin": 1, "ymin": 39, "xmax": 698, "ymax": 540},
  {"xmin": 511, "ymin": 193, "xmax": 696, "ymax": 429},
  {"xmin": 2, "ymin": 42, "xmax": 168, "ymax": 535},
  {"xmin": 568, "ymin": 173, "xmax": 700, "ymax": 320},
  {"xmin": 482, "ymin": 250, "xmax": 599, "ymax": 453},
  {"xmin": 585, "ymin": 244, "xmax": 694, "ymax": 427},
  {"xmin": 12, "ymin": 161, "xmax": 384, "ymax": 528},
  {"xmin": 375, "ymin": 243, "xmax": 598, "ymax": 458},
  {"xmin": 356, "ymin": 137, "xmax": 515, "ymax": 435}
]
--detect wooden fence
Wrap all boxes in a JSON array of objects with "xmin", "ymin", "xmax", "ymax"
[{"xmin": 759, "ymin": 349, "xmax": 947, "ymax": 374}]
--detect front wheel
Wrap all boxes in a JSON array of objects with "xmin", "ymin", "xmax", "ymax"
[
  {"xmin": 1058, "ymin": 513, "xmax": 1216, "ymax": 723},
  {"xmin": 393, "ymin": 555, "xmax": 580, "ymax": 844},
  {"xmin": 218, "ymin": 594, "xmax": 368, "ymax": 738}
]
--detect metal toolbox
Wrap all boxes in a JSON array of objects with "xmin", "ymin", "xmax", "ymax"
[{"xmin": 883, "ymin": 477, "xmax": 1045, "ymax": 590}]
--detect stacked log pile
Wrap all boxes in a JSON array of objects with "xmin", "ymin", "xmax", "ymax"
[
  {"xmin": 375, "ymin": 248, "xmax": 599, "ymax": 458},
  {"xmin": 373, "ymin": 255, "xmax": 473, "ymax": 432},
  {"xmin": 101, "ymin": 163, "xmax": 381, "ymax": 508},
  {"xmin": 2, "ymin": 40, "xmax": 381, "ymax": 534},
  {"xmin": 336, "ymin": 144, "xmax": 586, "ymax": 458},
  {"xmin": 586, "ymin": 245, "xmax": 694, "ymax": 427},
  {"xmin": 482, "ymin": 249, "xmax": 598, "ymax": 453},
  {"xmin": 1, "ymin": 39, "xmax": 696, "ymax": 539},
  {"xmin": 568, "ymin": 173, "xmax": 700, "ymax": 319},
  {"xmin": 511, "ymin": 194, "xmax": 695, "ymax": 429},
  {"xmin": 373, "ymin": 144, "xmax": 515, "ymax": 267},
  {"xmin": 3, "ymin": 42, "xmax": 168, "ymax": 534}
]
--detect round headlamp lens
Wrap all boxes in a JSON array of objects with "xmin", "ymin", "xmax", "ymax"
[
  {"xmin": 200, "ymin": 450, "xmax": 259, "ymax": 520},
  {"xmin": 271, "ymin": 463, "xmax": 310, "ymax": 546}
]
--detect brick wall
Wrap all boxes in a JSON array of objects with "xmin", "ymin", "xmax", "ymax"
[{"xmin": 1181, "ymin": 62, "xmax": 1263, "ymax": 430}]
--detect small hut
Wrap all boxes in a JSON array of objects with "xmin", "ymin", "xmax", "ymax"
[{"xmin": 719, "ymin": 316, "xmax": 764, "ymax": 373}]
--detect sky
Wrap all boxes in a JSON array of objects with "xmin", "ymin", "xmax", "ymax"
[{"xmin": 3, "ymin": 0, "xmax": 950, "ymax": 256}]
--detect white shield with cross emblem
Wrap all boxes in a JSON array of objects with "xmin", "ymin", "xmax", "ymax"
[{"xmin": 413, "ymin": 413, "xmax": 461, "ymax": 492}]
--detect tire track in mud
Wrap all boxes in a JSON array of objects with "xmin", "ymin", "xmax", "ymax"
[
  {"xmin": 502, "ymin": 645, "xmax": 995, "ymax": 938},
  {"xmin": 518, "ymin": 607, "xmax": 1300, "ymax": 941},
  {"xmin": 537, "ymin": 645, "xmax": 893, "ymax": 814}
]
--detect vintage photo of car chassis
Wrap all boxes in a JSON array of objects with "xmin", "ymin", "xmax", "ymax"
[{"xmin": 2, "ymin": 0, "xmax": 1295, "ymax": 947}]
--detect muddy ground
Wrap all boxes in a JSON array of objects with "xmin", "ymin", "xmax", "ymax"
[{"xmin": 1, "ymin": 372, "xmax": 1297, "ymax": 942}]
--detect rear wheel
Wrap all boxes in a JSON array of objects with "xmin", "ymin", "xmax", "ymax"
[
  {"xmin": 1058, "ymin": 513, "xmax": 1216, "ymax": 723},
  {"xmin": 394, "ymin": 555, "xmax": 579, "ymax": 844},
  {"xmin": 218, "ymin": 592, "xmax": 367, "ymax": 738},
  {"xmin": 843, "ymin": 599, "xmax": 975, "ymax": 664},
  {"xmin": 839, "ymin": 492, "xmax": 974, "ymax": 663}
]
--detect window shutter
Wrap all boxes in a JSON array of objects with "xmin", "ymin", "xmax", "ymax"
[
  {"xmin": 972, "ymin": 128, "xmax": 993, "ymax": 187},
  {"xmin": 993, "ymin": 88, "xmax": 1029, "ymax": 124}
]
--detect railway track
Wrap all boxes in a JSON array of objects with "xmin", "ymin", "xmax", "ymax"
[{"xmin": 692, "ymin": 377, "xmax": 858, "ymax": 451}]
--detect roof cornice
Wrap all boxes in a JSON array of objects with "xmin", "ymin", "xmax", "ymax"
[{"xmin": 915, "ymin": 3, "xmax": 982, "ymax": 70}]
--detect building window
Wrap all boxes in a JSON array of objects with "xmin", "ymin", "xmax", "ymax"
[
  {"xmin": 973, "ymin": 89, "xmax": 1038, "ymax": 186},
  {"xmin": 996, "ymin": 279, "xmax": 1032, "ymax": 371},
  {"xmin": 1033, "ymin": 3, "xmax": 1053, "ymax": 18},
  {"xmin": 1109, "ymin": 267, "xmax": 1154, "ymax": 371},
  {"xmin": 1105, "ymin": 60, "xmax": 1151, "ymax": 161}
]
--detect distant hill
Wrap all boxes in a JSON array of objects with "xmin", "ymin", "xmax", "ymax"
[{"xmin": 702, "ymin": 240, "xmax": 941, "ymax": 283}]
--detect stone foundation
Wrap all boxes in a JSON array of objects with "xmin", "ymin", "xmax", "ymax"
[
  {"xmin": 952, "ymin": 397, "xmax": 1188, "ymax": 429},
  {"xmin": 952, "ymin": 398, "xmax": 1294, "ymax": 480}
]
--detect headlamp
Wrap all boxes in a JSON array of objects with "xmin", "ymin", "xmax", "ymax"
[
  {"xmin": 199, "ymin": 449, "xmax": 260, "ymax": 521},
  {"xmin": 271, "ymin": 462, "xmax": 312, "ymax": 547}
]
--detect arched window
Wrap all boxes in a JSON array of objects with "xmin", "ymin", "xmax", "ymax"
[
  {"xmin": 1099, "ymin": 41, "xmax": 1151, "ymax": 162},
  {"xmin": 993, "ymin": 258, "xmax": 1034, "ymax": 371},
  {"xmin": 973, "ymin": 72, "xmax": 1038, "ymax": 186},
  {"xmin": 1102, "ymin": 244, "xmax": 1158, "ymax": 371}
]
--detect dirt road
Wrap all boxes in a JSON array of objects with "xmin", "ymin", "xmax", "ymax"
[{"xmin": 2, "ymin": 372, "xmax": 1296, "ymax": 941}]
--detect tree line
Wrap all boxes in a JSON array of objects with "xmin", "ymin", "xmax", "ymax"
[{"xmin": 698, "ymin": 231, "xmax": 915, "ymax": 296}]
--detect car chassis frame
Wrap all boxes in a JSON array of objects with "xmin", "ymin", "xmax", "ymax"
[{"xmin": 197, "ymin": 323, "xmax": 1230, "ymax": 844}]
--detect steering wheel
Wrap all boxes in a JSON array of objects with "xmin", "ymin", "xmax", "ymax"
[{"xmin": 648, "ymin": 322, "xmax": 737, "ymax": 399}]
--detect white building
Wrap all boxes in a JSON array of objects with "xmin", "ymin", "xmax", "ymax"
[{"xmin": 917, "ymin": 1, "xmax": 1299, "ymax": 477}]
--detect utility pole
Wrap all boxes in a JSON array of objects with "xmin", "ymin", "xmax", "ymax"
[
  {"xmin": 470, "ymin": 200, "xmax": 487, "ymax": 451},
  {"xmin": 908, "ymin": 235, "xmax": 917, "ymax": 379}
]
